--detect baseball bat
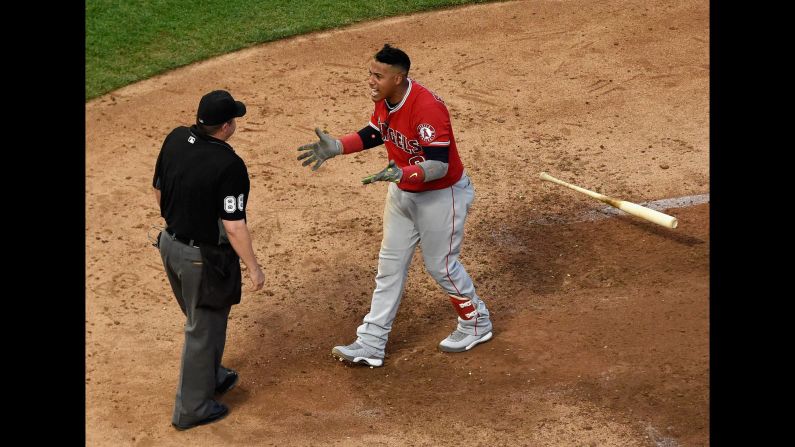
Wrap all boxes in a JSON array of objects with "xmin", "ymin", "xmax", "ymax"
[{"xmin": 539, "ymin": 172, "xmax": 678, "ymax": 229}]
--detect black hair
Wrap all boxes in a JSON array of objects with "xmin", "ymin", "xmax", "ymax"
[{"xmin": 374, "ymin": 44, "xmax": 410, "ymax": 74}]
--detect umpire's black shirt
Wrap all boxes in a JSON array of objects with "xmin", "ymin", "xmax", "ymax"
[{"xmin": 153, "ymin": 125, "xmax": 249, "ymax": 245}]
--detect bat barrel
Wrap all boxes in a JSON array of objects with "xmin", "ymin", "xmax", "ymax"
[{"xmin": 539, "ymin": 172, "xmax": 678, "ymax": 229}]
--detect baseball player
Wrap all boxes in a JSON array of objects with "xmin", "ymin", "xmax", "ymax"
[{"xmin": 297, "ymin": 44, "xmax": 492, "ymax": 367}]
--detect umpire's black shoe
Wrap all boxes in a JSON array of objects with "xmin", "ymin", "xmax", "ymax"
[
  {"xmin": 215, "ymin": 369, "xmax": 239, "ymax": 395},
  {"xmin": 172, "ymin": 403, "xmax": 229, "ymax": 431}
]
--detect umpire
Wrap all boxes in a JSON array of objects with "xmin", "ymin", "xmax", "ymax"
[{"xmin": 152, "ymin": 89, "xmax": 265, "ymax": 430}]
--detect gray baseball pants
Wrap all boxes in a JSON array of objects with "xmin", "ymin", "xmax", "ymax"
[
  {"xmin": 356, "ymin": 174, "xmax": 492, "ymax": 357},
  {"xmin": 159, "ymin": 232, "xmax": 232, "ymax": 426}
]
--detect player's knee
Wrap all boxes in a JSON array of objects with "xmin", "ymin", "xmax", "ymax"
[
  {"xmin": 376, "ymin": 248, "xmax": 410, "ymax": 277},
  {"xmin": 375, "ymin": 264, "xmax": 401, "ymax": 278}
]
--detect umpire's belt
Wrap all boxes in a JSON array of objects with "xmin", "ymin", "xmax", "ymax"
[{"xmin": 166, "ymin": 229, "xmax": 201, "ymax": 248}]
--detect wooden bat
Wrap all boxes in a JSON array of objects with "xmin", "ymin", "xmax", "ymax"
[{"xmin": 539, "ymin": 172, "xmax": 678, "ymax": 229}]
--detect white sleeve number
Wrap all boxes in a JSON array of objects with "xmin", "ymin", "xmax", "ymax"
[
  {"xmin": 224, "ymin": 194, "xmax": 245, "ymax": 213},
  {"xmin": 224, "ymin": 196, "xmax": 236, "ymax": 213}
]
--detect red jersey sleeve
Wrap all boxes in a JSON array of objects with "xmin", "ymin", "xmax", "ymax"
[{"xmin": 413, "ymin": 95, "xmax": 452, "ymax": 150}]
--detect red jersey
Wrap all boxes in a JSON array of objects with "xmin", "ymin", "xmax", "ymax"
[{"xmin": 367, "ymin": 79, "xmax": 464, "ymax": 192}]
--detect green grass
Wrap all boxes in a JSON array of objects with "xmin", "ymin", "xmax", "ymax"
[{"xmin": 86, "ymin": 0, "xmax": 495, "ymax": 100}]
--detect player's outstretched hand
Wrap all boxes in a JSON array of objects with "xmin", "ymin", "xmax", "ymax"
[
  {"xmin": 362, "ymin": 160, "xmax": 402, "ymax": 184},
  {"xmin": 297, "ymin": 127, "xmax": 342, "ymax": 171}
]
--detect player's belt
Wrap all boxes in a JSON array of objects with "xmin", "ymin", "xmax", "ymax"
[{"xmin": 166, "ymin": 229, "xmax": 201, "ymax": 248}]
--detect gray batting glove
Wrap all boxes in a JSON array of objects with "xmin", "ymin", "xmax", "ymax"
[
  {"xmin": 297, "ymin": 127, "xmax": 342, "ymax": 171},
  {"xmin": 362, "ymin": 160, "xmax": 403, "ymax": 184}
]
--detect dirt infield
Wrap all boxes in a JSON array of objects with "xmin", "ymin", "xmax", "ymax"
[{"xmin": 86, "ymin": 0, "xmax": 709, "ymax": 445}]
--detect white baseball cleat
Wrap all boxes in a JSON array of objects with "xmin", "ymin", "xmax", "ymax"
[
  {"xmin": 331, "ymin": 342, "xmax": 384, "ymax": 367},
  {"xmin": 438, "ymin": 329, "xmax": 493, "ymax": 353}
]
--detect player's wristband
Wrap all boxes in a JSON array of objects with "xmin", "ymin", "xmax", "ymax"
[
  {"xmin": 401, "ymin": 164, "xmax": 425, "ymax": 184},
  {"xmin": 339, "ymin": 133, "xmax": 364, "ymax": 154}
]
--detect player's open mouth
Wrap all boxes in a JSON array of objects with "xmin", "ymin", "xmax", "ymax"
[{"xmin": 370, "ymin": 89, "xmax": 379, "ymax": 97}]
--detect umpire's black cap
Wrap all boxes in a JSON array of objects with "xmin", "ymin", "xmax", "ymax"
[{"xmin": 196, "ymin": 90, "xmax": 246, "ymax": 125}]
